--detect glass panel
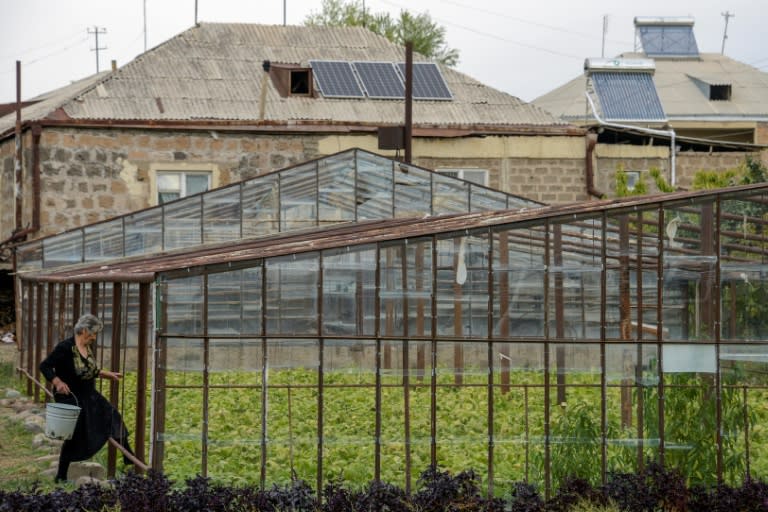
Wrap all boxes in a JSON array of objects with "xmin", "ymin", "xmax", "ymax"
[
  {"xmin": 719, "ymin": 344, "xmax": 768, "ymax": 483},
  {"xmin": 207, "ymin": 337, "xmax": 263, "ymax": 484},
  {"xmin": 492, "ymin": 342, "xmax": 545, "ymax": 489},
  {"xmin": 16, "ymin": 238, "xmax": 42, "ymax": 270},
  {"xmin": 436, "ymin": 233, "xmax": 488, "ymax": 338},
  {"xmin": 605, "ymin": 343, "xmax": 659, "ymax": 476},
  {"xmin": 265, "ymin": 254, "xmax": 319, "ymax": 335},
  {"xmin": 406, "ymin": 239, "xmax": 434, "ymax": 338},
  {"xmin": 265, "ymin": 339, "xmax": 319, "ymax": 484},
  {"xmin": 663, "ymin": 202, "xmax": 717, "ymax": 341},
  {"xmin": 394, "ymin": 165, "xmax": 431, "ymax": 218},
  {"xmin": 380, "ymin": 243, "xmax": 405, "ymax": 337},
  {"xmin": 493, "ymin": 225, "xmax": 546, "ymax": 339},
  {"xmin": 186, "ymin": 173, "xmax": 210, "ymax": 195},
  {"xmin": 203, "ymin": 185, "xmax": 241, "ymax": 244},
  {"xmin": 207, "ymin": 267, "xmax": 262, "ymax": 336},
  {"xmin": 322, "ymin": 245, "xmax": 377, "ymax": 336},
  {"xmin": 548, "ymin": 343, "xmax": 602, "ymax": 488},
  {"xmin": 159, "ymin": 388, "xmax": 204, "ymax": 481},
  {"xmin": 84, "ymin": 218, "xmax": 124, "ymax": 262},
  {"xmin": 549, "ymin": 218, "xmax": 603, "ymax": 340},
  {"xmin": 435, "ymin": 341, "xmax": 488, "ymax": 484},
  {"xmin": 318, "ymin": 153, "xmax": 355, "ymax": 225},
  {"xmin": 433, "ymin": 174, "xmax": 469, "ymax": 215},
  {"xmin": 43, "ymin": 229, "xmax": 83, "ymax": 268},
  {"xmin": 163, "ymin": 275, "xmax": 204, "ymax": 336},
  {"xmin": 124, "ymin": 208, "xmax": 162, "ymax": 257},
  {"xmin": 469, "ymin": 185, "xmax": 508, "ymax": 212},
  {"xmin": 356, "ymin": 151, "xmax": 393, "ymax": 221},
  {"xmin": 164, "ymin": 196, "xmax": 202, "ymax": 250},
  {"xmin": 242, "ymin": 174, "xmax": 279, "ymax": 238},
  {"xmin": 662, "ymin": 345, "xmax": 718, "ymax": 485},
  {"xmin": 157, "ymin": 173, "xmax": 181, "ymax": 191},
  {"xmin": 376, "ymin": 339, "xmax": 425, "ymax": 488},
  {"xmin": 280, "ymin": 162, "xmax": 318, "ymax": 231},
  {"xmin": 323, "ymin": 339, "xmax": 376, "ymax": 484}
]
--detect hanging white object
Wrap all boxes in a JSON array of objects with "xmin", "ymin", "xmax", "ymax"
[{"xmin": 456, "ymin": 237, "xmax": 467, "ymax": 285}]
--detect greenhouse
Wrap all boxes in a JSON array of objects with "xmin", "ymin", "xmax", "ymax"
[{"xmin": 12, "ymin": 148, "xmax": 768, "ymax": 497}]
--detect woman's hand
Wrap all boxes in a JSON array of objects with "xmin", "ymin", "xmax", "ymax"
[
  {"xmin": 99, "ymin": 370, "xmax": 123, "ymax": 381},
  {"xmin": 52, "ymin": 376, "xmax": 70, "ymax": 395}
]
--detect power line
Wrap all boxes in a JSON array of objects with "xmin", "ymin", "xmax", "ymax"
[
  {"xmin": 87, "ymin": 26, "xmax": 107, "ymax": 73},
  {"xmin": 0, "ymin": 30, "xmax": 85, "ymax": 60}
]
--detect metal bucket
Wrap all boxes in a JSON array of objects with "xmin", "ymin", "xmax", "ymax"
[{"xmin": 45, "ymin": 395, "xmax": 81, "ymax": 441}]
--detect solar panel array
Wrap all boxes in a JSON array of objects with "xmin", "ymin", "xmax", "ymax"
[
  {"xmin": 309, "ymin": 60, "xmax": 452, "ymax": 100},
  {"xmin": 397, "ymin": 62, "xmax": 453, "ymax": 100},
  {"xmin": 638, "ymin": 25, "xmax": 699, "ymax": 57},
  {"xmin": 592, "ymin": 72, "xmax": 666, "ymax": 121},
  {"xmin": 353, "ymin": 62, "xmax": 404, "ymax": 99},
  {"xmin": 309, "ymin": 60, "xmax": 364, "ymax": 98}
]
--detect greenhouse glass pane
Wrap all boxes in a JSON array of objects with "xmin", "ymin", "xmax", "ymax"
[
  {"xmin": 85, "ymin": 218, "xmax": 124, "ymax": 262},
  {"xmin": 322, "ymin": 245, "xmax": 377, "ymax": 336},
  {"xmin": 265, "ymin": 254, "xmax": 319, "ymax": 335},
  {"xmin": 379, "ymin": 243, "xmax": 405, "ymax": 337},
  {"xmin": 469, "ymin": 185, "xmax": 508, "ymax": 212},
  {"xmin": 280, "ymin": 162, "xmax": 318, "ymax": 232},
  {"xmin": 164, "ymin": 195, "xmax": 202, "ymax": 250},
  {"xmin": 493, "ymin": 225, "xmax": 547, "ymax": 339},
  {"xmin": 356, "ymin": 151, "xmax": 393, "ymax": 220},
  {"xmin": 317, "ymin": 153, "xmax": 355, "ymax": 225},
  {"xmin": 242, "ymin": 174, "xmax": 279, "ymax": 238},
  {"xmin": 124, "ymin": 208, "xmax": 162, "ymax": 257},
  {"xmin": 433, "ymin": 174, "xmax": 469, "ymax": 215},
  {"xmin": 405, "ymin": 239, "xmax": 434, "ymax": 338},
  {"xmin": 43, "ymin": 229, "xmax": 83, "ymax": 268},
  {"xmin": 394, "ymin": 166, "xmax": 431, "ymax": 218},
  {"xmin": 16, "ymin": 238, "xmax": 42, "ymax": 270},
  {"xmin": 435, "ymin": 233, "xmax": 489, "ymax": 338},
  {"xmin": 203, "ymin": 185, "xmax": 241, "ymax": 244},
  {"xmin": 163, "ymin": 275, "xmax": 204, "ymax": 336}
]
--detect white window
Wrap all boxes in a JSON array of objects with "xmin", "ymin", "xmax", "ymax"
[
  {"xmin": 437, "ymin": 168, "xmax": 489, "ymax": 186},
  {"xmin": 625, "ymin": 171, "xmax": 640, "ymax": 191},
  {"xmin": 157, "ymin": 171, "xmax": 211, "ymax": 204}
]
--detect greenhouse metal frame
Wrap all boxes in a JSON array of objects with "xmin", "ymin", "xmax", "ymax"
[{"xmin": 13, "ymin": 149, "xmax": 768, "ymax": 497}]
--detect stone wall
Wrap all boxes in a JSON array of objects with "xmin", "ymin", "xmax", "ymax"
[{"xmin": 416, "ymin": 156, "xmax": 589, "ymax": 204}]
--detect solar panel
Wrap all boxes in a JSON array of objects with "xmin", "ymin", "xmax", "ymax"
[
  {"xmin": 638, "ymin": 25, "xmax": 699, "ymax": 57},
  {"xmin": 397, "ymin": 62, "xmax": 452, "ymax": 100},
  {"xmin": 309, "ymin": 60, "xmax": 364, "ymax": 98},
  {"xmin": 591, "ymin": 72, "xmax": 666, "ymax": 121},
  {"xmin": 352, "ymin": 61, "xmax": 404, "ymax": 99}
]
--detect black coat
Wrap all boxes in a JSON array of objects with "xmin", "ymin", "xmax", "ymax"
[{"xmin": 39, "ymin": 337, "xmax": 130, "ymax": 462}]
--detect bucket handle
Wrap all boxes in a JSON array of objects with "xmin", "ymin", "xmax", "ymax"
[{"xmin": 54, "ymin": 391, "xmax": 79, "ymax": 408}]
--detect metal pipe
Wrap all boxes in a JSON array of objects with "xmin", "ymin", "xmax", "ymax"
[{"xmin": 585, "ymin": 92, "xmax": 677, "ymax": 186}]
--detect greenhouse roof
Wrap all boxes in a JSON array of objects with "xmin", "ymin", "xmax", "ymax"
[{"xmin": 19, "ymin": 181, "xmax": 768, "ymax": 284}]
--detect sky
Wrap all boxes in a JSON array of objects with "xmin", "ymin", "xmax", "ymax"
[{"xmin": 1, "ymin": 0, "xmax": 766, "ymax": 105}]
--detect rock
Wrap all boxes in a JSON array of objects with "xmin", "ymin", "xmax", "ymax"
[
  {"xmin": 39, "ymin": 467, "xmax": 57, "ymax": 479},
  {"xmin": 5, "ymin": 389, "xmax": 21, "ymax": 398},
  {"xmin": 75, "ymin": 475, "xmax": 110, "ymax": 488},
  {"xmin": 68, "ymin": 461, "xmax": 106, "ymax": 481},
  {"xmin": 32, "ymin": 433, "xmax": 50, "ymax": 447},
  {"xmin": 36, "ymin": 454, "xmax": 59, "ymax": 462},
  {"xmin": 23, "ymin": 415, "xmax": 45, "ymax": 433}
]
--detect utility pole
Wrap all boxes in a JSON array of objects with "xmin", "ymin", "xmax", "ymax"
[
  {"xmin": 88, "ymin": 26, "xmax": 107, "ymax": 73},
  {"xmin": 721, "ymin": 11, "xmax": 734, "ymax": 55}
]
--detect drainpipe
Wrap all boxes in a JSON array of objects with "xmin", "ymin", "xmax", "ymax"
[
  {"xmin": 585, "ymin": 132, "xmax": 604, "ymax": 198},
  {"xmin": 585, "ymin": 92, "xmax": 677, "ymax": 186},
  {"xmin": 14, "ymin": 61, "xmax": 22, "ymax": 232}
]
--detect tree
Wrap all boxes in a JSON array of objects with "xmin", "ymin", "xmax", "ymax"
[{"xmin": 304, "ymin": 0, "xmax": 460, "ymax": 66}]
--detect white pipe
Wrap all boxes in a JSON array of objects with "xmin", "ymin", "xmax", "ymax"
[{"xmin": 584, "ymin": 92, "xmax": 677, "ymax": 186}]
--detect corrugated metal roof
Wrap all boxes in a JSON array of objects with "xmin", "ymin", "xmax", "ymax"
[
  {"xmin": 533, "ymin": 52, "xmax": 768, "ymax": 122},
  {"xmin": 2, "ymin": 23, "xmax": 568, "ymax": 133},
  {"xmin": 591, "ymin": 72, "xmax": 666, "ymax": 121}
]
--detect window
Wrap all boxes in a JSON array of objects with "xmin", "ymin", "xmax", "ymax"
[
  {"xmin": 290, "ymin": 70, "xmax": 311, "ymax": 95},
  {"xmin": 157, "ymin": 171, "xmax": 211, "ymax": 204},
  {"xmin": 710, "ymin": 84, "xmax": 732, "ymax": 101},
  {"xmin": 437, "ymin": 168, "xmax": 489, "ymax": 187},
  {"xmin": 625, "ymin": 171, "xmax": 640, "ymax": 191}
]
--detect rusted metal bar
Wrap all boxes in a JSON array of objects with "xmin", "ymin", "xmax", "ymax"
[
  {"xmin": 202, "ymin": 274, "xmax": 209, "ymax": 478},
  {"xmin": 430, "ymin": 237, "xmax": 438, "ymax": 482},
  {"xmin": 600, "ymin": 212, "xmax": 607, "ymax": 486},
  {"xmin": 135, "ymin": 283, "xmax": 150, "ymax": 474},
  {"xmin": 487, "ymin": 230, "xmax": 495, "ymax": 496},
  {"xmin": 404, "ymin": 42, "xmax": 412, "ymax": 164},
  {"xmin": 553, "ymin": 224, "xmax": 565, "ymax": 404},
  {"xmin": 657, "ymin": 206, "xmax": 665, "ymax": 468},
  {"xmin": 107, "ymin": 282, "xmax": 123, "ymax": 477},
  {"xmin": 374, "ymin": 245, "xmax": 382, "ymax": 483},
  {"xmin": 543, "ymin": 219, "xmax": 551, "ymax": 499},
  {"xmin": 14, "ymin": 61, "xmax": 22, "ymax": 232},
  {"xmin": 499, "ymin": 231, "xmax": 510, "ymax": 394},
  {"xmin": 401, "ymin": 243, "xmax": 412, "ymax": 494},
  {"xmin": 259, "ymin": 260, "xmax": 268, "ymax": 489},
  {"xmin": 317, "ymin": 256, "xmax": 325, "ymax": 496},
  {"xmin": 453, "ymin": 237, "xmax": 464, "ymax": 385},
  {"xmin": 714, "ymin": 197, "xmax": 723, "ymax": 483},
  {"xmin": 152, "ymin": 283, "xmax": 168, "ymax": 472},
  {"xmin": 34, "ymin": 284, "xmax": 43, "ymax": 403}
]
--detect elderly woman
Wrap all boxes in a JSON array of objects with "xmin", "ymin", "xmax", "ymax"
[{"xmin": 39, "ymin": 313, "xmax": 133, "ymax": 483}]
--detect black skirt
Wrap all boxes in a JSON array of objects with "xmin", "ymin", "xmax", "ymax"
[{"xmin": 55, "ymin": 389, "xmax": 131, "ymax": 462}]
